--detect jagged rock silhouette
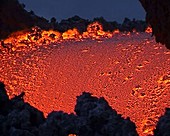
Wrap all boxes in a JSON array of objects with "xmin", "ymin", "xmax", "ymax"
[
  {"xmin": 1, "ymin": 0, "xmax": 170, "ymax": 50},
  {"xmin": 0, "ymin": 0, "xmax": 49, "ymax": 39},
  {"xmin": 0, "ymin": 82, "xmax": 45, "ymax": 136},
  {"xmin": 139, "ymin": 0, "xmax": 170, "ymax": 49},
  {"xmin": 0, "ymin": 0, "xmax": 147, "ymax": 40},
  {"xmin": 0, "ymin": 82, "xmax": 138, "ymax": 136},
  {"xmin": 154, "ymin": 108, "xmax": 170, "ymax": 136}
]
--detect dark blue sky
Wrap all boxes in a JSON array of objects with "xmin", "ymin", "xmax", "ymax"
[{"xmin": 18, "ymin": 0, "xmax": 146, "ymax": 23}]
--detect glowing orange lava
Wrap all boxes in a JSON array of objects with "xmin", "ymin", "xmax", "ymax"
[
  {"xmin": 2, "ymin": 22, "xmax": 114, "ymax": 51},
  {"xmin": 0, "ymin": 22, "xmax": 170, "ymax": 136},
  {"xmin": 145, "ymin": 26, "xmax": 152, "ymax": 33}
]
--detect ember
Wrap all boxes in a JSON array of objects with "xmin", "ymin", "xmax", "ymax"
[{"xmin": 145, "ymin": 26, "xmax": 152, "ymax": 33}]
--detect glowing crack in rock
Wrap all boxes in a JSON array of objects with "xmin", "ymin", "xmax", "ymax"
[
  {"xmin": 0, "ymin": 22, "xmax": 169, "ymax": 136},
  {"xmin": 145, "ymin": 26, "xmax": 152, "ymax": 34}
]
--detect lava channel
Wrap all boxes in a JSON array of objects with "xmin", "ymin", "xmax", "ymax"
[{"xmin": 0, "ymin": 23, "xmax": 169, "ymax": 136}]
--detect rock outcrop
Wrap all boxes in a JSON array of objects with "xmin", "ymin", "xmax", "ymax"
[
  {"xmin": 0, "ymin": 82, "xmax": 45, "ymax": 136},
  {"xmin": 74, "ymin": 92, "xmax": 138, "ymax": 136},
  {"xmin": 154, "ymin": 108, "xmax": 170, "ymax": 136},
  {"xmin": 0, "ymin": 82, "xmax": 138, "ymax": 136},
  {"xmin": 139, "ymin": 0, "xmax": 170, "ymax": 49},
  {"xmin": 0, "ymin": 0, "xmax": 49, "ymax": 39}
]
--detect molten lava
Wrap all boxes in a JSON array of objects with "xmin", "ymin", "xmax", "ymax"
[
  {"xmin": 145, "ymin": 26, "xmax": 152, "ymax": 33},
  {"xmin": 1, "ymin": 22, "xmax": 114, "ymax": 51},
  {"xmin": 0, "ymin": 22, "xmax": 169, "ymax": 136}
]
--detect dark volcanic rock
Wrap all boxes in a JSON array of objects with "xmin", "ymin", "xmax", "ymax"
[
  {"xmin": 39, "ymin": 111, "xmax": 77, "ymax": 136},
  {"xmin": 154, "ymin": 108, "xmax": 170, "ymax": 136},
  {"xmin": 0, "ymin": 82, "xmax": 139, "ymax": 136},
  {"xmin": 0, "ymin": 82, "xmax": 45, "ymax": 136},
  {"xmin": 0, "ymin": 0, "xmax": 49, "ymax": 40},
  {"xmin": 139, "ymin": 0, "xmax": 170, "ymax": 49},
  {"xmin": 75, "ymin": 92, "xmax": 138, "ymax": 136},
  {"xmin": 93, "ymin": 17, "xmax": 147, "ymax": 32},
  {"xmin": 39, "ymin": 92, "xmax": 139, "ymax": 136},
  {"xmin": 4, "ymin": 83, "xmax": 170, "ymax": 136},
  {"xmin": 0, "ymin": 82, "xmax": 10, "ymax": 115},
  {"xmin": 0, "ymin": 0, "xmax": 148, "ymax": 41},
  {"xmin": 58, "ymin": 15, "xmax": 90, "ymax": 33}
]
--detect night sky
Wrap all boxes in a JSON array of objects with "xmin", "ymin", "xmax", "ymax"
[{"xmin": 18, "ymin": 0, "xmax": 146, "ymax": 23}]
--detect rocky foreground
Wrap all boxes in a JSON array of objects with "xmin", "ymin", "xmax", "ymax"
[
  {"xmin": 1, "ymin": 81, "xmax": 170, "ymax": 136},
  {"xmin": 0, "ymin": 82, "xmax": 138, "ymax": 136},
  {"xmin": 0, "ymin": 31, "xmax": 169, "ymax": 136},
  {"xmin": 1, "ymin": 0, "xmax": 170, "ymax": 135}
]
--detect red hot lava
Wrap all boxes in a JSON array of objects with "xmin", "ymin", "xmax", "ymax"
[{"xmin": 0, "ymin": 22, "xmax": 169, "ymax": 136}]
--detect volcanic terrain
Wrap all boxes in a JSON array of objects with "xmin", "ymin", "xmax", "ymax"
[{"xmin": 0, "ymin": 30, "xmax": 170, "ymax": 135}]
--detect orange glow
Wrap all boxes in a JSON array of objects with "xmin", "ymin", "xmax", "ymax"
[
  {"xmin": 0, "ymin": 22, "xmax": 170, "ymax": 136},
  {"xmin": 145, "ymin": 26, "xmax": 152, "ymax": 33},
  {"xmin": 82, "ymin": 22, "xmax": 113, "ymax": 39},
  {"xmin": 141, "ymin": 118, "xmax": 156, "ymax": 135},
  {"xmin": 62, "ymin": 28, "xmax": 81, "ymax": 40},
  {"xmin": 2, "ymin": 22, "xmax": 114, "ymax": 49},
  {"xmin": 113, "ymin": 29, "xmax": 120, "ymax": 34}
]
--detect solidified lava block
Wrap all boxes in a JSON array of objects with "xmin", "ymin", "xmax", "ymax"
[
  {"xmin": 154, "ymin": 108, "xmax": 170, "ymax": 136},
  {"xmin": 0, "ymin": 82, "xmax": 139, "ymax": 136},
  {"xmin": 0, "ymin": 82, "xmax": 10, "ymax": 115},
  {"xmin": 74, "ymin": 92, "xmax": 139, "ymax": 136},
  {"xmin": 139, "ymin": 0, "xmax": 170, "ymax": 49},
  {"xmin": 39, "ymin": 111, "xmax": 78, "ymax": 136},
  {"xmin": 0, "ymin": 82, "xmax": 45, "ymax": 136},
  {"xmin": 0, "ymin": 0, "xmax": 33, "ymax": 39},
  {"xmin": 39, "ymin": 92, "xmax": 139, "ymax": 136}
]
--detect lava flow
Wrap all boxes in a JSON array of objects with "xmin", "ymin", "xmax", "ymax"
[{"xmin": 0, "ymin": 22, "xmax": 170, "ymax": 136}]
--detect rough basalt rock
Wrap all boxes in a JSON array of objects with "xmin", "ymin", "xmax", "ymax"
[
  {"xmin": 39, "ymin": 111, "xmax": 78, "ymax": 136},
  {"xmin": 0, "ymin": 0, "xmax": 148, "ymax": 41},
  {"xmin": 75, "ymin": 92, "xmax": 138, "ymax": 136},
  {"xmin": 0, "ymin": 82, "xmax": 45, "ymax": 136},
  {"xmin": 139, "ymin": 0, "xmax": 170, "ymax": 49},
  {"xmin": 0, "ymin": 82, "xmax": 10, "ymax": 115},
  {"xmin": 0, "ymin": 82, "xmax": 138, "ymax": 136},
  {"xmin": 2, "ymin": 83, "xmax": 170, "ymax": 135},
  {"xmin": 39, "ymin": 92, "xmax": 139, "ymax": 136},
  {"xmin": 154, "ymin": 108, "xmax": 170, "ymax": 136},
  {"xmin": 0, "ymin": 0, "xmax": 49, "ymax": 40}
]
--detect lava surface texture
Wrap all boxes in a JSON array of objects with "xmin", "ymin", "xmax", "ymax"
[{"xmin": 0, "ymin": 32, "xmax": 170, "ymax": 136}]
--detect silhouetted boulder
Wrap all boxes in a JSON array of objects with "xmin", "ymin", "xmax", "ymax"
[
  {"xmin": 0, "ymin": 82, "xmax": 139, "ymax": 136},
  {"xmin": 139, "ymin": 0, "xmax": 170, "ymax": 49},
  {"xmin": 93, "ymin": 17, "xmax": 119, "ymax": 31},
  {"xmin": 39, "ymin": 111, "xmax": 77, "ymax": 136},
  {"xmin": 75, "ymin": 92, "xmax": 138, "ymax": 136},
  {"xmin": 154, "ymin": 108, "xmax": 170, "ymax": 136},
  {"xmin": 0, "ymin": 82, "xmax": 45, "ymax": 136},
  {"xmin": 58, "ymin": 15, "xmax": 90, "ymax": 33},
  {"xmin": 0, "ymin": 82, "xmax": 10, "ymax": 115}
]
